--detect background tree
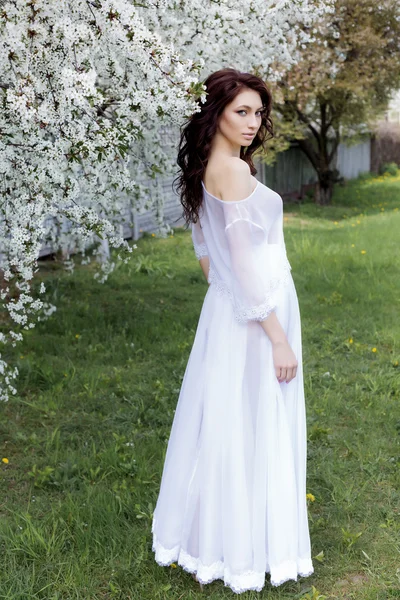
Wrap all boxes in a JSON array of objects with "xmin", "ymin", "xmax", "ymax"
[{"xmin": 265, "ymin": 0, "xmax": 400, "ymax": 204}]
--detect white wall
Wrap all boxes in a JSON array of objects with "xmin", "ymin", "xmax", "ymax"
[{"xmin": 336, "ymin": 138, "xmax": 371, "ymax": 179}]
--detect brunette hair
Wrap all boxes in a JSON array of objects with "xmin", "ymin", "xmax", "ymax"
[{"xmin": 174, "ymin": 67, "xmax": 274, "ymax": 227}]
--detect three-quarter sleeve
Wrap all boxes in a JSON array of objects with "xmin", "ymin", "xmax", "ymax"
[
  {"xmin": 223, "ymin": 202, "xmax": 291, "ymax": 324},
  {"xmin": 191, "ymin": 219, "xmax": 208, "ymax": 260}
]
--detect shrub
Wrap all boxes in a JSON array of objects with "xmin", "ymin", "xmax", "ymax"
[
  {"xmin": 379, "ymin": 162, "xmax": 399, "ymax": 176},
  {"xmin": 357, "ymin": 171, "xmax": 374, "ymax": 182}
]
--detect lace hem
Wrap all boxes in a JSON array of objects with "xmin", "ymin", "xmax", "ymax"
[
  {"xmin": 208, "ymin": 260, "xmax": 292, "ymax": 324},
  {"xmin": 193, "ymin": 241, "xmax": 208, "ymax": 260},
  {"xmin": 152, "ymin": 523, "xmax": 314, "ymax": 594}
]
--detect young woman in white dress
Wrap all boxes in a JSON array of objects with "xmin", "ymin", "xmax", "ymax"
[{"xmin": 151, "ymin": 68, "xmax": 314, "ymax": 594}]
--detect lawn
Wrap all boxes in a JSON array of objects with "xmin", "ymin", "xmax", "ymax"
[{"xmin": 0, "ymin": 172, "xmax": 399, "ymax": 600}]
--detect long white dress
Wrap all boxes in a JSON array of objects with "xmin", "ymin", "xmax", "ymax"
[{"xmin": 151, "ymin": 176, "xmax": 314, "ymax": 594}]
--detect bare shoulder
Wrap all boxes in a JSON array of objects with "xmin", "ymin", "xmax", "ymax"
[{"xmin": 218, "ymin": 158, "xmax": 253, "ymax": 202}]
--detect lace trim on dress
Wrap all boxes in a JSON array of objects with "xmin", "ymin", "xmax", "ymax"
[
  {"xmin": 207, "ymin": 260, "xmax": 292, "ymax": 324},
  {"xmin": 152, "ymin": 517, "xmax": 314, "ymax": 594},
  {"xmin": 193, "ymin": 240, "xmax": 208, "ymax": 260}
]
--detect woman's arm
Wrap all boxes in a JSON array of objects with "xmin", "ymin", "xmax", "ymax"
[
  {"xmin": 192, "ymin": 219, "xmax": 209, "ymax": 284},
  {"xmin": 260, "ymin": 311, "xmax": 298, "ymax": 384},
  {"xmin": 259, "ymin": 311, "xmax": 287, "ymax": 345},
  {"xmin": 198, "ymin": 256, "xmax": 210, "ymax": 284},
  {"xmin": 219, "ymin": 162, "xmax": 297, "ymax": 383}
]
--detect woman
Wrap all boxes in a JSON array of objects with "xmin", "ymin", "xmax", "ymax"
[{"xmin": 151, "ymin": 68, "xmax": 314, "ymax": 594}]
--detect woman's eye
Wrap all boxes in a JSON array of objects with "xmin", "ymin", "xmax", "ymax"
[{"xmin": 238, "ymin": 110, "xmax": 263, "ymax": 116}]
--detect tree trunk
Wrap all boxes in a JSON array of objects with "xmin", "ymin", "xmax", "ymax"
[
  {"xmin": 296, "ymin": 135, "xmax": 340, "ymax": 206},
  {"xmin": 314, "ymin": 170, "xmax": 336, "ymax": 205}
]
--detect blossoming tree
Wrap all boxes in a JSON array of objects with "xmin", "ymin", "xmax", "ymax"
[{"xmin": 0, "ymin": 0, "xmax": 328, "ymax": 400}]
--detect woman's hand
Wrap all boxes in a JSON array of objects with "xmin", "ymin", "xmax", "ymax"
[{"xmin": 272, "ymin": 341, "xmax": 298, "ymax": 383}]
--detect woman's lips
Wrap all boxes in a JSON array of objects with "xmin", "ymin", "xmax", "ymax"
[{"xmin": 243, "ymin": 133, "xmax": 254, "ymax": 139}]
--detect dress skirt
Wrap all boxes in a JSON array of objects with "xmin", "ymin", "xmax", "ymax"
[{"xmin": 151, "ymin": 276, "xmax": 314, "ymax": 594}]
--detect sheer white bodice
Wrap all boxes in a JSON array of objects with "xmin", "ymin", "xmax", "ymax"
[{"xmin": 192, "ymin": 178, "xmax": 292, "ymax": 323}]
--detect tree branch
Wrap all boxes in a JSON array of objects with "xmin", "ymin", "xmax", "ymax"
[
  {"xmin": 327, "ymin": 130, "xmax": 340, "ymax": 164},
  {"xmin": 297, "ymin": 136, "xmax": 320, "ymax": 172},
  {"xmin": 294, "ymin": 105, "xmax": 321, "ymax": 145}
]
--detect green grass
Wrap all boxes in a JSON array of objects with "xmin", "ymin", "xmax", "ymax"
[{"xmin": 0, "ymin": 172, "xmax": 400, "ymax": 600}]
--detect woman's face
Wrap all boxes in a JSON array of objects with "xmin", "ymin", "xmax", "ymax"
[{"xmin": 217, "ymin": 88, "xmax": 264, "ymax": 148}]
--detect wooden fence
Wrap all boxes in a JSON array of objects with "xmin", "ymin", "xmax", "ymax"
[
  {"xmin": 264, "ymin": 137, "xmax": 371, "ymax": 200},
  {"xmin": 0, "ymin": 133, "xmax": 373, "ymax": 264},
  {"xmin": 109, "ymin": 134, "xmax": 371, "ymax": 237},
  {"xmin": 370, "ymin": 123, "xmax": 400, "ymax": 173}
]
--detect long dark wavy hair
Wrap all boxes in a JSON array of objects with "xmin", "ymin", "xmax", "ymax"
[{"xmin": 174, "ymin": 68, "xmax": 274, "ymax": 227}]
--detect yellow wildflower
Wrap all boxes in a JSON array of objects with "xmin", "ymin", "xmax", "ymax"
[
  {"xmin": 361, "ymin": 250, "xmax": 366, "ymax": 254},
  {"xmin": 2, "ymin": 458, "xmax": 9, "ymax": 464},
  {"xmin": 170, "ymin": 563, "xmax": 177, "ymax": 568},
  {"xmin": 349, "ymin": 338, "xmax": 353, "ymax": 344},
  {"xmin": 393, "ymin": 360, "xmax": 399, "ymax": 367},
  {"xmin": 306, "ymin": 493, "xmax": 315, "ymax": 502},
  {"xmin": 151, "ymin": 233, "xmax": 155, "ymax": 237},
  {"xmin": 351, "ymin": 244, "xmax": 355, "ymax": 247},
  {"xmin": 334, "ymin": 221, "xmax": 338, "ymax": 225},
  {"xmin": 75, "ymin": 334, "xmax": 80, "ymax": 339},
  {"xmin": 372, "ymin": 347, "xmax": 377, "ymax": 353}
]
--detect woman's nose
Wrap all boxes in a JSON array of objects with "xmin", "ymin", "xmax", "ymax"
[{"xmin": 248, "ymin": 115, "xmax": 258, "ymax": 128}]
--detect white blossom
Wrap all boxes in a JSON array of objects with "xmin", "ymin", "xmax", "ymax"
[{"xmin": 0, "ymin": 0, "xmax": 330, "ymax": 399}]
